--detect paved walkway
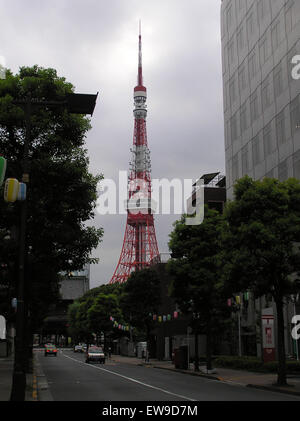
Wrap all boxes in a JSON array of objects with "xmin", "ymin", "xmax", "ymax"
[
  {"xmin": 111, "ymin": 355, "xmax": 300, "ymax": 397},
  {"xmin": 0, "ymin": 355, "xmax": 35, "ymax": 401}
]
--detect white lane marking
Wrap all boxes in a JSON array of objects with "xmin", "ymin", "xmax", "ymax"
[{"xmin": 62, "ymin": 353, "xmax": 196, "ymax": 402}]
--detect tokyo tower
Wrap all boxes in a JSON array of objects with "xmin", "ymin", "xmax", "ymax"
[{"xmin": 109, "ymin": 23, "xmax": 160, "ymax": 284}]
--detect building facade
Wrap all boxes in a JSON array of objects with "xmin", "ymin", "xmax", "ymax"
[
  {"xmin": 221, "ymin": 0, "xmax": 300, "ymax": 359},
  {"xmin": 38, "ymin": 265, "xmax": 90, "ymax": 346},
  {"xmin": 151, "ymin": 174, "xmax": 228, "ymax": 361},
  {"xmin": 221, "ymin": 0, "xmax": 300, "ymax": 199}
]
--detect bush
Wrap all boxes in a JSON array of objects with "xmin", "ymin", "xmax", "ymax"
[{"xmin": 213, "ymin": 356, "xmax": 300, "ymax": 373}]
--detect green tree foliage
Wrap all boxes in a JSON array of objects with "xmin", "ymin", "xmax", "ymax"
[
  {"xmin": 222, "ymin": 176, "xmax": 300, "ymax": 386},
  {"xmin": 120, "ymin": 268, "xmax": 161, "ymax": 357},
  {"xmin": 0, "ymin": 65, "xmax": 103, "ymax": 328},
  {"xmin": 167, "ymin": 207, "xmax": 231, "ymax": 371},
  {"xmin": 88, "ymin": 293, "xmax": 122, "ymax": 349},
  {"xmin": 68, "ymin": 284, "xmax": 124, "ymax": 347}
]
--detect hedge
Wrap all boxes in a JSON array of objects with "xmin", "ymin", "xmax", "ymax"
[{"xmin": 213, "ymin": 355, "xmax": 300, "ymax": 373}]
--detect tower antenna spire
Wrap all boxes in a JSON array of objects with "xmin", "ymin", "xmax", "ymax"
[{"xmin": 138, "ymin": 20, "xmax": 143, "ymax": 86}]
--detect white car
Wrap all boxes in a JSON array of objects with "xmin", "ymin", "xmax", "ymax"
[
  {"xmin": 85, "ymin": 346, "xmax": 105, "ymax": 364},
  {"xmin": 74, "ymin": 344, "xmax": 83, "ymax": 353}
]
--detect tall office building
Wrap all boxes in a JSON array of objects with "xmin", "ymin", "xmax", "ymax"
[{"xmin": 221, "ymin": 0, "xmax": 300, "ymax": 199}]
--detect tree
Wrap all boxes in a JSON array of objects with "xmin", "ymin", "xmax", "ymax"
[
  {"xmin": 120, "ymin": 268, "xmax": 161, "ymax": 361},
  {"xmin": 223, "ymin": 176, "xmax": 300, "ymax": 386},
  {"xmin": 88, "ymin": 293, "xmax": 122, "ymax": 350},
  {"xmin": 0, "ymin": 65, "xmax": 103, "ymax": 330},
  {"xmin": 68, "ymin": 284, "xmax": 124, "ymax": 348},
  {"xmin": 167, "ymin": 207, "xmax": 231, "ymax": 371},
  {"xmin": 0, "ymin": 65, "xmax": 103, "ymax": 398}
]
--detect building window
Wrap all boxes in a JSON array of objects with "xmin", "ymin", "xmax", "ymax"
[
  {"xmin": 229, "ymin": 75, "xmax": 237, "ymax": 105},
  {"xmin": 293, "ymin": 149, "xmax": 300, "ymax": 179},
  {"xmin": 273, "ymin": 62, "xmax": 283, "ymax": 98},
  {"xmin": 250, "ymin": 90, "xmax": 259, "ymax": 123},
  {"xmin": 263, "ymin": 123, "xmax": 274, "ymax": 157},
  {"xmin": 242, "ymin": 145, "xmax": 249, "ymax": 176},
  {"xmin": 276, "ymin": 110, "xmax": 286, "ymax": 145},
  {"xmin": 227, "ymin": 4, "xmax": 233, "ymax": 32},
  {"xmin": 248, "ymin": 51, "xmax": 256, "ymax": 80},
  {"xmin": 259, "ymin": 35, "xmax": 269, "ymax": 65},
  {"xmin": 252, "ymin": 134, "xmax": 261, "ymax": 166},
  {"xmin": 247, "ymin": 11, "xmax": 254, "ymax": 38},
  {"xmin": 238, "ymin": 64, "xmax": 247, "ymax": 92},
  {"xmin": 271, "ymin": 21, "xmax": 280, "ymax": 52},
  {"xmin": 228, "ymin": 39, "xmax": 235, "ymax": 63},
  {"xmin": 257, "ymin": 0, "xmax": 268, "ymax": 23},
  {"xmin": 291, "ymin": 95, "xmax": 300, "ymax": 136},
  {"xmin": 265, "ymin": 169, "xmax": 274, "ymax": 179},
  {"xmin": 285, "ymin": 0, "xmax": 296, "ymax": 33},
  {"xmin": 261, "ymin": 75, "xmax": 271, "ymax": 111},
  {"xmin": 208, "ymin": 201, "xmax": 224, "ymax": 213},
  {"xmin": 288, "ymin": 45, "xmax": 297, "ymax": 84},
  {"xmin": 230, "ymin": 112, "xmax": 238, "ymax": 141},
  {"xmin": 278, "ymin": 159, "xmax": 288, "ymax": 181},
  {"xmin": 240, "ymin": 102, "xmax": 248, "ymax": 133},
  {"xmin": 237, "ymin": 26, "xmax": 245, "ymax": 51},
  {"xmin": 232, "ymin": 153, "xmax": 239, "ymax": 183},
  {"xmin": 226, "ymin": 119, "xmax": 231, "ymax": 147}
]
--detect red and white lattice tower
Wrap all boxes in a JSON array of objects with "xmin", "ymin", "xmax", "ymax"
[{"xmin": 109, "ymin": 23, "xmax": 160, "ymax": 284}]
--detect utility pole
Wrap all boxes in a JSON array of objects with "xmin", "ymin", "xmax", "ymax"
[
  {"xmin": 238, "ymin": 308, "xmax": 242, "ymax": 357},
  {"xmin": 9, "ymin": 91, "xmax": 98, "ymax": 401},
  {"xmin": 10, "ymin": 93, "xmax": 31, "ymax": 401}
]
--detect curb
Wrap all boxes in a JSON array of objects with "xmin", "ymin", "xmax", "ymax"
[
  {"xmin": 145, "ymin": 363, "xmax": 222, "ymax": 381},
  {"xmin": 246, "ymin": 383, "xmax": 300, "ymax": 397},
  {"xmin": 32, "ymin": 368, "xmax": 38, "ymax": 401},
  {"xmin": 33, "ymin": 352, "xmax": 53, "ymax": 401}
]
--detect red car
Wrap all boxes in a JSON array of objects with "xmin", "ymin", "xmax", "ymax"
[{"xmin": 44, "ymin": 344, "xmax": 58, "ymax": 357}]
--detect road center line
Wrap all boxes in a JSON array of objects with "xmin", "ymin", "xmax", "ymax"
[{"xmin": 62, "ymin": 353, "xmax": 196, "ymax": 401}]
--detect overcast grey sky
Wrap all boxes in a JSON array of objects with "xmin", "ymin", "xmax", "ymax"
[{"xmin": 1, "ymin": 0, "xmax": 225, "ymax": 288}]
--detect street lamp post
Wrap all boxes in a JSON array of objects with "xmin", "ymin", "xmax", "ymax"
[{"xmin": 9, "ymin": 91, "xmax": 98, "ymax": 401}]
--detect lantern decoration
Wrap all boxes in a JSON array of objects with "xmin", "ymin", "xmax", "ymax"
[
  {"xmin": 11, "ymin": 298, "xmax": 17, "ymax": 309},
  {"xmin": 153, "ymin": 314, "xmax": 157, "ymax": 321},
  {"xmin": 235, "ymin": 295, "xmax": 241, "ymax": 305},
  {"xmin": 110, "ymin": 316, "xmax": 113, "ymax": 321},
  {"xmin": 163, "ymin": 315, "xmax": 167, "ymax": 322},
  {"xmin": 158, "ymin": 316, "xmax": 162, "ymax": 323},
  {"xmin": 244, "ymin": 292, "xmax": 249, "ymax": 301},
  {"xmin": 17, "ymin": 182, "xmax": 27, "ymax": 201},
  {"xmin": 4, "ymin": 178, "xmax": 19, "ymax": 203},
  {"xmin": 167, "ymin": 314, "xmax": 171, "ymax": 321},
  {"xmin": 227, "ymin": 298, "xmax": 232, "ymax": 307},
  {"xmin": 173, "ymin": 311, "xmax": 178, "ymax": 319},
  {"xmin": 0, "ymin": 157, "xmax": 7, "ymax": 187}
]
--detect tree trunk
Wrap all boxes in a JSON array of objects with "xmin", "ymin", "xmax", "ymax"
[
  {"xmin": 275, "ymin": 299, "xmax": 287, "ymax": 386},
  {"xmin": 194, "ymin": 331, "xmax": 199, "ymax": 372},
  {"xmin": 146, "ymin": 324, "xmax": 150, "ymax": 363},
  {"xmin": 206, "ymin": 319, "xmax": 212, "ymax": 371}
]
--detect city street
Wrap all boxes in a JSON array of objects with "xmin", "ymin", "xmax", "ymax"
[{"xmin": 35, "ymin": 350, "xmax": 300, "ymax": 402}]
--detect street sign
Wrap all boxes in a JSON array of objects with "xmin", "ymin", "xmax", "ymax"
[{"xmin": 262, "ymin": 313, "xmax": 276, "ymax": 362}]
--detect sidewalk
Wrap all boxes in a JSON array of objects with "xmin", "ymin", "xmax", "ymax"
[
  {"xmin": 0, "ymin": 355, "xmax": 35, "ymax": 401},
  {"xmin": 111, "ymin": 355, "xmax": 300, "ymax": 398}
]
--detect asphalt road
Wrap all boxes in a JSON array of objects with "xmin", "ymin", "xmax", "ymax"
[{"xmin": 36, "ymin": 349, "xmax": 300, "ymax": 402}]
